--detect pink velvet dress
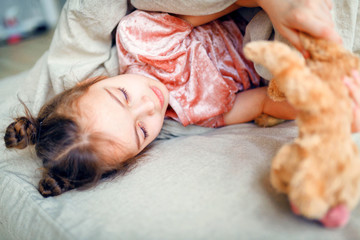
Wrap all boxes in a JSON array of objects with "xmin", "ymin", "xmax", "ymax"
[{"xmin": 116, "ymin": 10, "xmax": 260, "ymax": 127}]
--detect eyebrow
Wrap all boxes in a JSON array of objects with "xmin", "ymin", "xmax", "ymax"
[{"xmin": 104, "ymin": 88, "xmax": 141, "ymax": 150}]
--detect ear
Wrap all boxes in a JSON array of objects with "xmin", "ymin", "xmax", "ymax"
[{"xmin": 77, "ymin": 76, "xmax": 108, "ymax": 86}]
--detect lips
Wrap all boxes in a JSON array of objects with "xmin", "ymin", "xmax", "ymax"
[{"xmin": 150, "ymin": 86, "xmax": 164, "ymax": 109}]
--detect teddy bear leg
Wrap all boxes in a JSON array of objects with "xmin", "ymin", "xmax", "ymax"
[
  {"xmin": 289, "ymin": 159, "xmax": 332, "ymax": 220},
  {"xmin": 270, "ymin": 143, "xmax": 301, "ymax": 194},
  {"xmin": 271, "ymin": 144, "xmax": 329, "ymax": 219}
]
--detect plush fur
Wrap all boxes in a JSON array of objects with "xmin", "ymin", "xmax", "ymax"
[{"xmin": 244, "ymin": 34, "xmax": 360, "ymax": 227}]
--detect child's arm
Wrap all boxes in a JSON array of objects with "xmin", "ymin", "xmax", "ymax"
[
  {"xmin": 175, "ymin": 3, "xmax": 240, "ymax": 26},
  {"xmin": 223, "ymin": 87, "xmax": 297, "ymax": 125},
  {"xmin": 176, "ymin": 0, "xmax": 340, "ymax": 51},
  {"xmin": 343, "ymin": 70, "xmax": 360, "ymax": 133},
  {"xmin": 176, "ymin": 0, "xmax": 261, "ymax": 27}
]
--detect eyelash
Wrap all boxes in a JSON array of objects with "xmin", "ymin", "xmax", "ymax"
[
  {"xmin": 139, "ymin": 123, "xmax": 149, "ymax": 139},
  {"xmin": 119, "ymin": 87, "xmax": 129, "ymax": 102},
  {"xmin": 118, "ymin": 87, "xmax": 148, "ymax": 139}
]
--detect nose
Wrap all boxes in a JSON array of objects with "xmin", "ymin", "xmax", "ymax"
[{"xmin": 132, "ymin": 95, "xmax": 155, "ymax": 118}]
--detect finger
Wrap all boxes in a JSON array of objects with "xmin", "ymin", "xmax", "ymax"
[
  {"xmin": 352, "ymin": 105, "xmax": 360, "ymax": 133},
  {"xmin": 350, "ymin": 77, "xmax": 360, "ymax": 105},
  {"xmin": 344, "ymin": 76, "xmax": 360, "ymax": 106},
  {"xmin": 325, "ymin": 0, "xmax": 333, "ymax": 10},
  {"xmin": 290, "ymin": 12, "xmax": 342, "ymax": 44},
  {"xmin": 312, "ymin": 12, "xmax": 342, "ymax": 44},
  {"xmin": 277, "ymin": 26, "xmax": 310, "ymax": 57},
  {"xmin": 317, "ymin": 1, "xmax": 333, "ymax": 19},
  {"xmin": 301, "ymin": 20, "xmax": 341, "ymax": 44},
  {"xmin": 320, "ymin": 0, "xmax": 333, "ymax": 14},
  {"xmin": 351, "ymin": 70, "xmax": 360, "ymax": 87}
]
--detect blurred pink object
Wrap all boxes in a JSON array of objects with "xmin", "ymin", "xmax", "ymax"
[
  {"xmin": 320, "ymin": 205, "xmax": 349, "ymax": 228},
  {"xmin": 291, "ymin": 202, "xmax": 349, "ymax": 228}
]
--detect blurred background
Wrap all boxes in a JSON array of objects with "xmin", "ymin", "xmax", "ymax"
[{"xmin": 0, "ymin": 0, "xmax": 66, "ymax": 79}]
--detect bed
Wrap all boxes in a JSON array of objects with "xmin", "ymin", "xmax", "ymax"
[{"xmin": 1, "ymin": 0, "xmax": 360, "ymax": 239}]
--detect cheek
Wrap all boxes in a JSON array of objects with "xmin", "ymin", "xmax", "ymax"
[{"xmin": 150, "ymin": 115, "xmax": 164, "ymax": 138}]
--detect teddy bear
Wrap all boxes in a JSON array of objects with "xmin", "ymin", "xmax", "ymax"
[{"xmin": 243, "ymin": 33, "xmax": 360, "ymax": 228}]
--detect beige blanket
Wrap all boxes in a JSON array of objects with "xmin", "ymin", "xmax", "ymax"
[
  {"xmin": 2, "ymin": 1, "xmax": 360, "ymax": 239},
  {"xmin": 19, "ymin": 0, "xmax": 360, "ymax": 114}
]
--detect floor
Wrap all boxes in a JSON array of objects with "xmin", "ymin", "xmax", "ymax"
[{"xmin": 0, "ymin": 30, "xmax": 54, "ymax": 79}]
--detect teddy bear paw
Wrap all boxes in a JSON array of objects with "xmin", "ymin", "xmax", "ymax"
[
  {"xmin": 254, "ymin": 114, "xmax": 285, "ymax": 127},
  {"xmin": 291, "ymin": 203, "xmax": 349, "ymax": 228},
  {"xmin": 319, "ymin": 204, "xmax": 349, "ymax": 228}
]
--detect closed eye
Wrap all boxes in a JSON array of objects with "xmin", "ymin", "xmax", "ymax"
[
  {"xmin": 119, "ymin": 87, "xmax": 129, "ymax": 102},
  {"xmin": 105, "ymin": 88, "xmax": 124, "ymax": 107},
  {"xmin": 139, "ymin": 124, "xmax": 148, "ymax": 139},
  {"xmin": 105, "ymin": 87, "xmax": 142, "ymax": 149}
]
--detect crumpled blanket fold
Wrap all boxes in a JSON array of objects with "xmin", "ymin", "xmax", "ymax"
[{"xmin": 15, "ymin": 0, "xmax": 360, "ymax": 117}]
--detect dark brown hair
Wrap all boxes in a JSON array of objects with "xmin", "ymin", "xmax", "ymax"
[{"xmin": 4, "ymin": 76, "xmax": 135, "ymax": 197}]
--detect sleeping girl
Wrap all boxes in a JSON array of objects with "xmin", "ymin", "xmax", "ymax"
[{"xmin": 4, "ymin": 2, "xmax": 360, "ymax": 197}]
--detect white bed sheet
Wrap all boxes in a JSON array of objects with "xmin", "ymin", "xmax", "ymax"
[{"xmin": 1, "ymin": 72, "xmax": 360, "ymax": 240}]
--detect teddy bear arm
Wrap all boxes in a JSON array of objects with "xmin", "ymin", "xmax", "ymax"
[
  {"xmin": 267, "ymin": 78, "xmax": 286, "ymax": 101},
  {"xmin": 280, "ymin": 69, "xmax": 333, "ymax": 112}
]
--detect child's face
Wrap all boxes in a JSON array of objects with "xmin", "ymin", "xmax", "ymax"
[{"xmin": 78, "ymin": 74, "xmax": 169, "ymax": 162}]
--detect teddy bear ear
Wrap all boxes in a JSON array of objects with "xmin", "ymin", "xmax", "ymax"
[{"xmin": 244, "ymin": 40, "xmax": 304, "ymax": 77}]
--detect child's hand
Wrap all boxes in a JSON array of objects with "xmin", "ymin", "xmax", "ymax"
[
  {"xmin": 257, "ymin": 0, "xmax": 342, "ymax": 55},
  {"xmin": 343, "ymin": 70, "xmax": 360, "ymax": 133}
]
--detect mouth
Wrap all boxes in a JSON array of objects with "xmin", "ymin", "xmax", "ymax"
[{"xmin": 150, "ymin": 86, "xmax": 164, "ymax": 109}]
